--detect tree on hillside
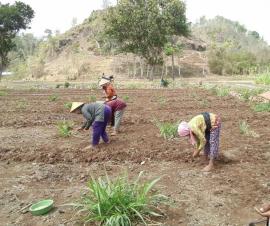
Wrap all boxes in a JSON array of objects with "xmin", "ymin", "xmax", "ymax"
[
  {"xmin": 0, "ymin": 1, "xmax": 34, "ymax": 80},
  {"xmin": 104, "ymin": 0, "xmax": 189, "ymax": 80}
]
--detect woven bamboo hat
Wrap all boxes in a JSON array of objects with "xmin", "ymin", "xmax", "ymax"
[{"xmin": 70, "ymin": 102, "xmax": 84, "ymax": 113}]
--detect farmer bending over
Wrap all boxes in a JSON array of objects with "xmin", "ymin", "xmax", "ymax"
[
  {"xmin": 178, "ymin": 112, "xmax": 221, "ymax": 172},
  {"xmin": 99, "ymin": 76, "xmax": 117, "ymax": 102},
  {"xmin": 106, "ymin": 98, "xmax": 127, "ymax": 136},
  {"xmin": 70, "ymin": 102, "xmax": 112, "ymax": 150}
]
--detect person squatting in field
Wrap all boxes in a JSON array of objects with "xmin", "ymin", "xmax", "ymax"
[
  {"xmin": 106, "ymin": 98, "xmax": 127, "ymax": 136},
  {"xmin": 99, "ymin": 76, "xmax": 117, "ymax": 102},
  {"xmin": 178, "ymin": 112, "xmax": 221, "ymax": 172},
  {"xmin": 70, "ymin": 102, "xmax": 112, "ymax": 150}
]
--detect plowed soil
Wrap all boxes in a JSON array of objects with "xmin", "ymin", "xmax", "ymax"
[{"xmin": 0, "ymin": 87, "xmax": 270, "ymax": 226}]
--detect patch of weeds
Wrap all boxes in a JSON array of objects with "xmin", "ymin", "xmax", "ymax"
[
  {"xmin": 239, "ymin": 121, "xmax": 259, "ymax": 137},
  {"xmin": 64, "ymin": 81, "xmax": 70, "ymax": 88},
  {"xmin": 49, "ymin": 94, "xmax": 59, "ymax": 102},
  {"xmin": 158, "ymin": 96, "xmax": 167, "ymax": 106},
  {"xmin": 57, "ymin": 120, "xmax": 73, "ymax": 137},
  {"xmin": 238, "ymin": 88, "xmax": 265, "ymax": 101},
  {"xmin": 253, "ymin": 103, "xmax": 270, "ymax": 112},
  {"xmin": 123, "ymin": 95, "xmax": 130, "ymax": 102},
  {"xmin": 255, "ymin": 73, "xmax": 270, "ymax": 85},
  {"xmin": 0, "ymin": 90, "xmax": 7, "ymax": 96},
  {"xmin": 89, "ymin": 95, "xmax": 97, "ymax": 102},
  {"xmin": 16, "ymin": 100, "xmax": 27, "ymax": 109},
  {"xmin": 55, "ymin": 84, "xmax": 61, "ymax": 88},
  {"xmin": 210, "ymin": 86, "xmax": 230, "ymax": 97},
  {"xmin": 64, "ymin": 102, "xmax": 72, "ymax": 110},
  {"xmin": 156, "ymin": 121, "xmax": 178, "ymax": 139},
  {"xmin": 200, "ymin": 99, "xmax": 210, "ymax": 108},
  {"xmin": 71, "ymin": 171, "xmax": 167, "ymax": 226},
  {"xmin": 161, "ymin": 79, "xmax": 169, "ymax": 87}
]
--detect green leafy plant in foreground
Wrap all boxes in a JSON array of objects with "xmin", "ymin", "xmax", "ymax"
[
  {"xmin": 57, "ymin": 120, "xmax": 73, "ymax": 137},
  {"xmin": 156, "ymin": 121, "xmax": 178, "ymax": 139},
  {"xmin": 72, "ymin": 172, "xmax": 167, "ymax": 226}
]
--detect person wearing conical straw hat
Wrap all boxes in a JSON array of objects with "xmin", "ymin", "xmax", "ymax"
[
  {"xmin": 70, "ymin": 101, "xmax": 112, "ymax": 150},
  {"xmin": 178, "ymin": 112, "xmax": 221, "ymax": 172},
  {"xmin": 99, "ymin": 75, "xmax": 117, "ymax": 102}
]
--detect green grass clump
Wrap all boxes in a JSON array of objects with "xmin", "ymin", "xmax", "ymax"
[
  {"xmin": 72, "ymin": 172, "xmax": 166, "ymax": 226},
  {"xmin": 255, "ymin": 73, "xmax": 270, "ymax": 85},
  {"xmin": 64, "ymin": 102, "xmax": 72, "ymax": 110},
  {"xmin": 238, "ymin": 88, "xmax": 265, "ymax": 101},
  {"xmin": 0, "ymin": 90, "xmax": 7, "ymax": 96},
  {"xmin": 156, "ymin": 121, "xmax": 178, "ymax": 139},
  {"xmin": 49, "ymin": 94, "xmax": 59, "ymax": 102},
  {"xmin": 239, "ymin": 121, "xmax": 259, "ymax": 137},
  {"xmin": 123, "ymin": 95, "xmax": 130, "ymax": 102},
  {"xmin": 253, "ymin": 103, "xmax": 270, "ymax": 112},
  {"xmin": 57, "ymin": 120, "xmax": 73, "ymax": 137},
  {"xmin": 210, "ymin": 86, "xmax": 230, "ymax": 97},
  {"xmin": 89, "ymin": 95, "xmax": 97, "ymax": 102},
  {"xmin": 64, "ymin": 81, "xmax": 70, "ymax": 88},
  {"xmin": 55, "ymin": 84, "xmax": 61, "ymax": 88}
]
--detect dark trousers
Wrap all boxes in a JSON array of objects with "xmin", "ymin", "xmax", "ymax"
[{"xmin": 92, "ymin": 106, "xmax": 111, "ymax": 146}]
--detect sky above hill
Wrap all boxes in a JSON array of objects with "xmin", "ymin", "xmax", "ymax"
[{"xmin": 2, "ymin": 0, "xmax": 270, "ymax": 44}]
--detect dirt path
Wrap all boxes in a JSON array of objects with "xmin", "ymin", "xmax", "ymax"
[{"xmin": 0, "ymin": 88, "xmax": 270, "ymax": 226}]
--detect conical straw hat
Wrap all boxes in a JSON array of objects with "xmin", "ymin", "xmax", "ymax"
[{"xmin": 70, "ymin": 102, "xmax": 84, "ymax": 113}]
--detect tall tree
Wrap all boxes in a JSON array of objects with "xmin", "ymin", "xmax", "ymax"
[
  {"xmin": 0, "ymin": 1, "xmax": 34, "ymax": 80},
  {"xmin": 105, "ymin": 0, "xmax": 189, "ymax": 79}
]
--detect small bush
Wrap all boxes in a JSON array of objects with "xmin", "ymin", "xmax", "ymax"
[
  {"xmin": 156, "ymin": 121, "xmax": 178, "ymax": 139},
  {"xmin": 123, "ymin": 95, "xmax": 130, "ymax": 102},
  {"xmin": 89, "ymin": 95, "xmax": 97, "ymax": 102},
  {"xmin": 239, "ymin": 121, "xmax": 259, "ymax": 137},
  {"xmin": 161, "ymin": 79, "xmax": 169, "ymax": 87},
  {"xmin": 72, "ymin": 172, "xmax": 166, "ymax": 226},
  {"xmin": 49, "ymin": 94, "xmax": 59, "ymax": 102},
  {"xmin": 255, "ymin": 73, "xmax": 270, "ymax": 85},
  {"xmin": 210, "ymin": 86, "xmax": 230, "ymax": 97},
  {"xmin": 238, "ymin": 88, "xmax": 265, "ymax": 101},
  {"xmin": 55, "ymin": 84, "xmax": 61, "ymax": 88},
  {"xmin": 64, "ymin": 81, "xmax": 70, "ymax": 88},
  {"xmin": 57, "ymin": 120, "xmax": 73, "ymax": 137},
  {"xmin": 253, "ymin": 103, "xmax": 270, "ymax": 112},
  {"xmin": 64, "ymin": 102, "xmax": 72, "ymax": 110}
]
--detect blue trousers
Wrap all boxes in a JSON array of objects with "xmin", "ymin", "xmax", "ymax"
[{"xmin": 92, "ymin": 106, "xmax": 111, "ymax": 146}]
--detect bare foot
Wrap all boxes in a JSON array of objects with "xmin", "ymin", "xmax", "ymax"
[
  {"xmin": 202, "ymin": 164, "xmax": 214, "ymax": 172},
  {"xmin": 260, "ymin": 203, "xmax": 270, "ymax": 213},
  {"xmin": 110, "ymin": 132, "xmax": 117, "ymax": 136},
  {"xmin": 82, "ymin": 145, "xmax": 96, "ymax": 151}
]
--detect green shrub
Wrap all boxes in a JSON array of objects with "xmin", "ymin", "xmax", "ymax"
[
  {"xmin": 156, "ymin": 121, "xmax": 178, "ymax": 139},
  {"xmin": 56, "ymin": 84, "xmax": 61, "ymax": 88},
  {"xmin": 64, "ymin": 81, "xmax": 70, "ymax": 88},
  {"xmin": 49, "ymin": 94, "xmax": 59, "ymax": 102},
  {"xmin": 255, "ymin": 73, "xmax": 270, "ymax": 85},
  {"xmin": 210, "ymin": 86, "xmax": 230, "ymax": 97},
  {"xmin": 238, "ymin": 88, "xmax": 265, "ymax": 101},
  {"xmin": 72, "ymin": 172, "xmax": 166, "ymax": 226},
  {"xmin": 253, "ymin": 103, "xmax": 270, "ymax": 112},
  {"xmin": 57, "ymin": 120, "xmax": 73, "ymax": 137}
]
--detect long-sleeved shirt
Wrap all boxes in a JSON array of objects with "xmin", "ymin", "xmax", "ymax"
[
  {"xmin": 81, "ymin": 103, "xmax": 105, "ymax": 129},
  {"xmin": 188, "ymin": 113, "xmax": 218, "ymax": 151},
  {"xmin": 103, "ymin": 84, "xmax": 116, "ymax": 101},
  {"xmin": 106, "ymin": 99, "xmax": 126, "ymax": 112}
]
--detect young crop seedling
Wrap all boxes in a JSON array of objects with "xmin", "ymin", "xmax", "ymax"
[
  {"xmin": 211, "ymin": 86, "xmax": 230, "ymax": 97},
  {"xmin": 49, "ymin": 94, "xmax": 59, "ymax": 102},
  {"xmin": 123, "ymin": 95, "xmax": 130, "ymax": 102},
  {"xmin": 71, "ymin": 171, "xmax": 167, "ymax": 226},
  {"xmin": 57, "ymin": 120, "xmax": 73, "ymax": 137},
  {"xmin": 156, "ymin": 121, "xmax": 178, "ymax": 139},
  {"xmin": 239, "ymin": 121, "xmax": 259, "ymax": 137},
  {"xmin": 64, "ymin": 102, "xmax": 72, "ymax": 110}
]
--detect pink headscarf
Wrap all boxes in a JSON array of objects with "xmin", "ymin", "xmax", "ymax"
[{"xmin": 178, "ymin": 121, "xmax": 196, "ymax": 145}]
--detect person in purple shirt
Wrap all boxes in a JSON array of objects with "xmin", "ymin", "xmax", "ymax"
[{"xmin": 106, "ymin": 98, "xmax": 127, "ymax": 136}]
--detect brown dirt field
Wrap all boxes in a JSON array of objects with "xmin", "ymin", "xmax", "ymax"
[{"xmin": 0, "ymin": 88, "xmax": 270, "ymax": 226}]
